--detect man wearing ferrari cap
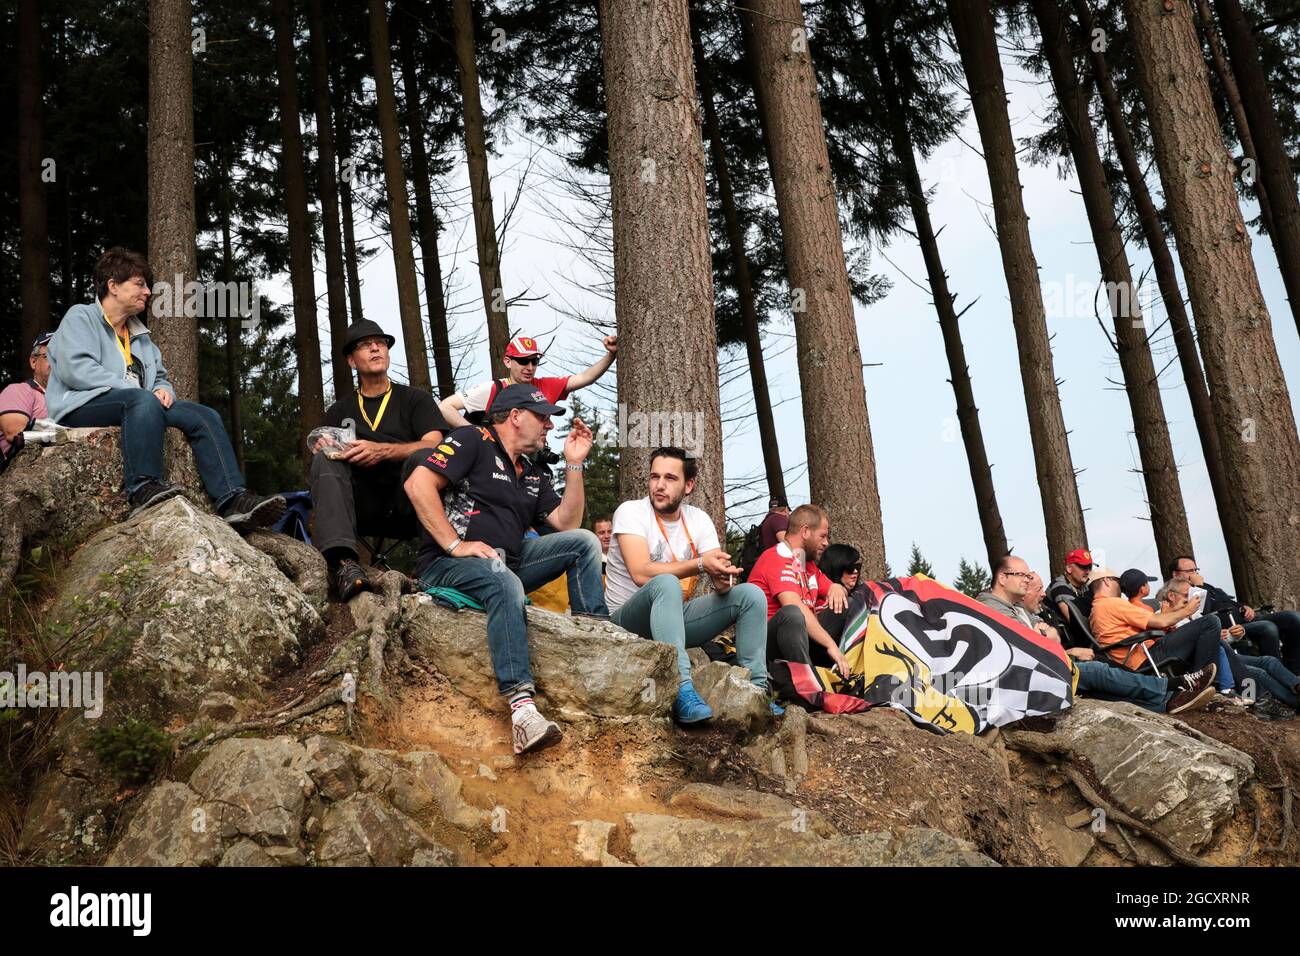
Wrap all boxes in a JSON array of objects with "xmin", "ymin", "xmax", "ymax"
[
  {"xmin": 1049, "ymin": 548, "xmax": 1095, "ymax": 627},
  {"xmin": 437, "ymin": 333, "xmax": 618, "ymax": 428}
]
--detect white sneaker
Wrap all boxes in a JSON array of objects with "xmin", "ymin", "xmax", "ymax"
[{"xmin": 511, "ymin": 702, "xmax": 562, "ymax": 755}]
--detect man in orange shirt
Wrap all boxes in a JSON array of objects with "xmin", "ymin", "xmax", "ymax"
[{"xmin": 1089, "ymin": 566, "xmax": 1222, "ymax": 674}]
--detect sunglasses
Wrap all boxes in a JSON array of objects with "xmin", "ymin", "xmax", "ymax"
[{"xmin": 511, "ymin": 355, "xmax": 541, "ymax": 366}]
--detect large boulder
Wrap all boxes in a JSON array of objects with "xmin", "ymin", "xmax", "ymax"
[
  {"xmin": 402, "ymin": 598, "xmax": 679, "ymax": 720},
  {"xmin": 691, "ymin": 661, "xmax": 771, "ymax": 733},
  {"xmin": 623, "ymin": 814, "xmax": 996, "ymax": 867},
  {"xmin": 106, "ymin": 735, "xmax": 481, "ymax": 867},
  {"xmin": 49, "ymin": 495, "xmax": 323, "ymax": 718},
  {"xmin": 1048, "ymin": 700, "xmax": 1255, "ymax": 852}
]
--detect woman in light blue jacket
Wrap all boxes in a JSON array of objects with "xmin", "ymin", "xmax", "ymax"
[{"xmin": 47, "ymin": 247, "xmax": 285, "ymax": 528}]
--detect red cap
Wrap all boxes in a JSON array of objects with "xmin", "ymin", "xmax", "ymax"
[
  {"xmin": 504, "ymin": 336, "xmax": 543, "ymax": 359},
  {"xmin": 1065, "ymin": 548, "xmax": 1093, "ymax": 567}
]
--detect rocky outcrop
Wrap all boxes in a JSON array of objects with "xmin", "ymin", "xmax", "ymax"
[
  {"xmin": 0, "ymin": 426, "xmax": 202, "ymax": 591},
  {"xmin": 623, "ymin": 814, "xmax": 996, "ymax": 867},
  {"xmin": 402, "ymin": 597, "xmax": 679, "ymax": 720},
  {"xmin": 49, "ymin": 496, "xmax": 323, "ymax": 718},
  {"xmin": 1032, "ymin": 700, "xmax": 1255, "ymax": 852},
  {"xmin": 691, "ymin": 661, "xmax": 771, "ymax": 733},
  {"xmin": 107, "ymin": 735, "xmax": 485, "ymax": 867}
]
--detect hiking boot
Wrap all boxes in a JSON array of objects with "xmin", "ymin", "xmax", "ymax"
[
  {"xmin": 1166, "ymin": 667, "xmax": 1217, "ymax": 715},
  {"xmin": 219, "ymin": 491, "xmax": 287, "ymax": 532},
  {"xmin": 1252, "ymin": 697, "xmax": 1296, "ymax": 722},
  {"xmin": 128, "ymin": 480, "xmax": 184, "ymax": 516},
  {"xmin": 511, "ymin": 702, "xmax": 562, "ymax": 755},
  {"xmin": 672, "ymin": 681, "xmax": 713, "ymax": 725},
  {"xmin": 334, "ymin": 560, "xmax": 370, "ymax": 603}
]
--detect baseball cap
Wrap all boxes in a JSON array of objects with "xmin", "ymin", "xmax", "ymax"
[
  {"xmin": 488, "ymin": 383, "xmax": 565, "ymax": 416},
  {"xmin": 504, "ymin": 336, "xmax": 544, "ymax": 359},
  {"xmin": 1085, "ymin": 566, "xmax": 1120, "ymax": 586},
  {"xmin": 769, "ymin": 495, "xmax": 789, "ymax": 510},
  {"xmin": 1119, "ymin": 568, "xmax": 1157, "ymax": 599},
  {"xmin": 31, "ymin": 332, "xmax": 53, "ymax": 354},
  {"xmin": 1064, "ymin": 548, "xmax": 1093, "ymax": 568}
]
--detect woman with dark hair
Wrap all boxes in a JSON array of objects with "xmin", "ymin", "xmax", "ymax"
[
  {"xmin": 45, "ymin": 247, "xmax": 285, "ymax": 528},
  {"xmin": 809, "ymin": 543, "xmax": 869, "ymax": 665}
]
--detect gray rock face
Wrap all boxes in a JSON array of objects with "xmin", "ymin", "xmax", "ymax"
[
  {"xmin": 667, "ymin": 783, "xmax": 836, "ymax": 838},
  {"xmin": 691, "ymin": 661, "xmax": 772, "ymax": 733},
  {"xmin": 245, "ymin": 530, "xmax": 329, "ymax": 613},
  {"xmin": 51, "ymin": 496, "xmax": 324, "ymax": 717},
  {"xmin": 1049, "ymin": 700, "xmax": 1254, "ymax": 851},
  {"xmin": 402, "ymin": 598, "xmax": 679, "ymax": 720},
  {"xmin": 623, "ymin": 814, "xmax": 996, "ymax": 867},
  {"xmin": 106, "ymin": 735, "xmax": 479, "ymax": 867}
]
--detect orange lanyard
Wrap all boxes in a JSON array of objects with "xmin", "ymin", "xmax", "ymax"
[
  {"xmin": 654, "ymin": 512, "xmax": 699, "ymax": 602},
  {"xmin": 101, "ymin": 308, "xmax": 131, "ymax": 372}
]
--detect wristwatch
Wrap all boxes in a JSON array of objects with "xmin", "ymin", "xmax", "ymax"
[{"xmin": 446, "ymin": 538, "xmax": 461, "ymax": 554}]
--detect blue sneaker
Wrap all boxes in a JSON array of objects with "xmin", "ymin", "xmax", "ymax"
[
  {"xmin": 672, "ymin": 682, "xmax": 713, "ymax": 724},
  {"xmin": 769, "ymin": 699, "xmax": 785, "ymax": 717}
]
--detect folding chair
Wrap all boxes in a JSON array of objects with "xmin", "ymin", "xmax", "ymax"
[{"xmin": 1060, "ymin": 595, "xmax": 1179, "ymax": 678}]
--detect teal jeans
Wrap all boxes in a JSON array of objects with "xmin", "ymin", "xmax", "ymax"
[{"xmin": 611, "ymin": 574, "xmax": 768, "ymax": 688}]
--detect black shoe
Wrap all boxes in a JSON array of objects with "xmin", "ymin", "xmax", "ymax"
[
  {"xmin": 219, "ymin": 492, "xmax": 287, "ymax": 532},
  {"xmin": 334, "ymin": 560, "xmax": 370, "ymax": 602},
  {"xmin": 128, "ymin": 480, "xmax": 184, "ymax": 516},
  {"xmin": 1253, "ymin": 697, "xmax": 1296, "ymax": 722}
]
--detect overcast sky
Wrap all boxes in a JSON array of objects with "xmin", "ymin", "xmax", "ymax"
[{"xmin": 264, "ymin": 39, "xmax": 1299, "ymax": 594}]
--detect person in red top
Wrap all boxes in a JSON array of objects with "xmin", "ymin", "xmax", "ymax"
[
  {"xmin": 438, "ymin": 334, "xmax": 618, "ymax": 428},
  {"xmin": 747, "ymin": 503, "xmax": 852, "ymax": 675}
]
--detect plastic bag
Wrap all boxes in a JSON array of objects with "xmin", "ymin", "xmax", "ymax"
[{"xmin": 308, "ymin": 424, "xmax": 356, "ymax": 459}]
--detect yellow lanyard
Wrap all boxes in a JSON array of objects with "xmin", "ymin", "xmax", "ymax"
[
  {"xmin": 357, "ymin": 385, "xmax": 392, "ymax": 432},
  {"xmin": 654, "ymin": 512, "xmax": 699, "ymax": 602},
  {"xmin": 101, "ymin": 308, "xmax": 131, "ymax": 372}
]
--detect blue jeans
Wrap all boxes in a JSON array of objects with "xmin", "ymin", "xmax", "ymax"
[
  {"xmin": 1235, "ymin": 653, "xmax": 1300, "ymax": 707},
  {"xmin": 61, "ymin": 388, "xmax": 245, "ymax": 505},
  {"xmin": 1244, "ymin": 610, "xmax": 1300, "ymax": 673},
  {"xmin": 1076, "ymin": 660, "xmax": 1169, "ymax": 713},
  {"xmin": 611, "ymin": 575, "xmax": 768, "ymax": 687},
  {"xmin": 417, "ymin": 529, "xmax": 608, "ymax": 696}
]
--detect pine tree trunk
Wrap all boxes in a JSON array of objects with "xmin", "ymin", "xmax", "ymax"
[
  {"xmin": 1123, "ymin": 0, "xmax": 1300, "ymax": 607},
  {"xmin": 1034, "ymin": 0, "xmax": 1192, "ymax": 574},
  {"xmin": 691, "ymin": 18, "xmax": 785, "ymax": 502},
  {"xmin": 367, "ymin": 0, "xmax": 432, "ymax": 392},
  {"xmin": 399, "ymin": 10, "xmax": 456, "ymax": 399},
  {"xmin": 17, "ymin": 0, "xmax": 50, "ymax": 375},
  {"xmin": 736, "ymin": 0, "xmax": 886, "ymax": 575},
  {"xmin": 451, "ymin": 0, "xmax": 510, "ymax": 379},
  {"xmin": 1073, "ymin": 0, "xmax": 1250, "ymax": 594},
  {"xmin": 146, "ymin": 0, "xmax": 199, "ymax": 401},
  {"xmin": 947, "ymin": 0, "xmax": 1087, "ymax": 575},
  {"xmin": 1214, "ymin": 0, "xmax": 1300, "ymax": 338},
  {"xmin": 600, "ymin": 0, "xmax": 726, "ymax": 531},
  {"xmin": 272, "ymin": 0, "xmax": 326, "ymax": 467},
  {"xmin": 1194, "ymin": 0, "xmax": 1276, "ymax": 237},
  {"xmin": 305, "ymin": 0, "xmax": 352, "ymax": 397},
  {"xmin": 867, "ymin": 6, "xmax": 1008, "ymax": 573},
  {"xmin": 218, "ymin": 150, "xmax": 245, "ymax": 472},
  {"xmin": 335, "ymin": 93, "xmax": 365, "ymax": 326}
]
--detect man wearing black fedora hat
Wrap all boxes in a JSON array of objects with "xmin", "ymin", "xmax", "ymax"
[{"xmin": 311, "ymin": 320, "xmax": 448, "ymax": 600}]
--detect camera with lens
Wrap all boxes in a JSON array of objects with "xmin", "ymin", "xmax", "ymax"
[{"xmin": 534, "ymin": 444, "xmax": 561, "ymax": 467}]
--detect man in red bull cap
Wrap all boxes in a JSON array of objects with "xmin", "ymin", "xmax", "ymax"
[
  {"xmin": 437, "ymin": 333, "xmax": 617, "ymax": 429},
  {"xmin": 1048, "ymin": 548, "xmax": 1095, "ymax": 625}
]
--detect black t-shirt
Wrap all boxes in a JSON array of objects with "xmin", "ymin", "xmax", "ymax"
[
  {"xmin": 1048, "ymin": 577, "xmax": 1093, "ymax": 622},
  {"xmin": 414, "ymin": 425, "xmax": 562, "ymax": 575},
  {"xmin": 322, "ymin": 382, "xmax": 446, "ymax": 445}
]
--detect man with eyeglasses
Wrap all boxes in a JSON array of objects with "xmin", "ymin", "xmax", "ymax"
[
  {"xmin": 437, "ymin": 334, "xmax": 618, "ymax": 429},
  {"xmin": 977, "ymin": 555, "xmax": 1046, "ymax": 634},
  {"xmin": 1167, "ymin": 555, "xmax": 1300, "ymax": 674},
  {"xmin": 1048, "ymin": 548, "xmax": 1095, "ymax": 625},
  {"xmin": 0, "ymin": 332, "xmax": 53, "ymax": 470}
]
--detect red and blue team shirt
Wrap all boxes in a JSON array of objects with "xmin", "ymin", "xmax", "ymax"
[
  {"xmin": 414, "ymin": 424, "xmax": 561, "ymax": 576},
  {"xmin": 747, "ymin": 541, "xmax": 830, "ymax": 620}
]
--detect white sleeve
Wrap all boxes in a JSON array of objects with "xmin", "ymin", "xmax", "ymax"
[
  {"xmin": 460, "ymin": 381, "xmax": 494, "ymax": 414},
  {"xmin": 611, "ymin": 500, "xmax": 648, "ymax": 539}
]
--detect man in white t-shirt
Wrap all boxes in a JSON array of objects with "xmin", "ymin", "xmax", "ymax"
[{"xmin": 606, "ymin": 447, "xmax": 773, "ymax": 724}]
